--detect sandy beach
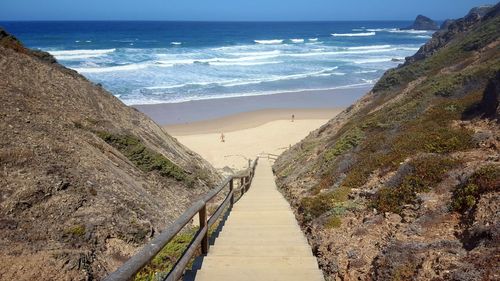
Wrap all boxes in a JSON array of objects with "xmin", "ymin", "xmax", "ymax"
[
  {"xmin": 133, "ymin": 87, "xmax": 368, "ymax": 170},
  {"xmin": 134, "ymin": 86, "xmax": 369, "ymax": 125},
  {"xmin": 164, "ymin": 108, "xmax": 342, "ymax": 170}
]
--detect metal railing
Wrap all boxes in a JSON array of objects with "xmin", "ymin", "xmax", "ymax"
[{"xmin": 104, "ymin": 157, "xmax": 259, "ymax": 281}]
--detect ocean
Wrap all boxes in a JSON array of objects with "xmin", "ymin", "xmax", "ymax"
[{"xmin": 1, "ymin": 21, "xmax": 433, "ymax": 105}]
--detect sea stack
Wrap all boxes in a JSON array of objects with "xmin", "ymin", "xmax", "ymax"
[{"xmin": 404, "ymin": 15, "xmax": 439, "ymax": 30}]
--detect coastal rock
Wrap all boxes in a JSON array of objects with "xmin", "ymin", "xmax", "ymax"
[
  {"xmin": 440, "ymin": 19, "xmax": 455, "ymax": 30},
  {"xmin": 403, "ymin": 15, "xmax": 439, "ymax": 30},
  {"xmin": 405, "ymin": 4, "xmax": 498, "ymax": 64},
  {"xmin": 467, "ymin": 5, "xmax": 494, "ymax": 18},
  {"xmin": 478, "ymin": 71, "xmax": 500, "ymax": 119}
]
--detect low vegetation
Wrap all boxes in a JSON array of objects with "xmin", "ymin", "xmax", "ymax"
[
  {"xmin": 96, "ymin": 131, "xmax": 187, "ymax": 181},
  {"xmin": 272, "ymin": 7, "xmax": 500, "ymax": 281},
  {"xmin": 373, "ymin": 155, "xmax": 460, "ymax": 213},
  {"xmin": 134, "ymin": 228, "xmax": 198, "ymax": 281},
  {"xmin": 325, "ymin": 216, "xmax": 342, "ymax": 229},
  {"xmin": 300, "ymin": 186, "xmax": 350, "ymax": 221},
  {"xmin": 451, "ymin": 165, "xmax": 500, "ymax": 213},
  {"xmin": 286, "ymin": 13, "xmax": 499, "ymax": 225},
  {"xmin": 323, "ymin": 127, "xmax": 363, "ymax": 162},
  {"xmin": 134, "ymin": 209, "xmax": 228, "ymax": 281},
  {"xmin": 64, "ymin": 224, "xmax": 86, "ymax": 237}
]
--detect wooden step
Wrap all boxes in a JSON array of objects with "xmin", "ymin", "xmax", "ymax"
[
  {"xmin": 192, "ymin": 159, "xmax": 324, "ymax": 281},
  {"xmin": 193, "ymin": 270, "xmax": 324, "ymax": 281}
]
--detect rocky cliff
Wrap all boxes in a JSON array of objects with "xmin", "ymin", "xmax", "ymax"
[
  {"xmin": 0, "ymin": 29, "xmax": 220, "ymax": 280},
  {"xmin": 274, "ymin": 4, "xmax": 499, "ymax": 281},
  {"xmin": 404, "ymin": 15, "xmax": 439, "ymax": 30}
]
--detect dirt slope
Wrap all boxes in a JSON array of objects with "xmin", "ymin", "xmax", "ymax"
[{"xmin": 0, "ymin": 29, "xmax": 220, "ymax": 280}]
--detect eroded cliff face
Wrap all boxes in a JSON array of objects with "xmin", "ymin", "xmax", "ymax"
[
  {"xmin": 0, "ymin": 29, "xmax": 220, "ymax": 280},
  {"xmin": 274, "ymin": 4, "xmax": 499, "ymax": 281}
]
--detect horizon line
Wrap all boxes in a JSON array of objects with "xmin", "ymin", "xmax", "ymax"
[{"xmin": 0, "ymin": 19, "xmax": 445, "ymax": 23}]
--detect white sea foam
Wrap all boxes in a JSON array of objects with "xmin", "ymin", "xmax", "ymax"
[
  {"xmin": 145, "ymin": 67, "xmax": 341, "ymax": 91},
  {"xmin": 284, "ymin": 47, "xmax": 398, "ymax": 57},
  {"xmin": 366, "ymin": 28, "xmax": 396, "ymax": 32},
  {"xmin": 399, "ymin": 47, "xmax": 420, "ymax": 51},
  {"xmin": 353, "ymin": 57, "xmax": 404, "ymax": 64},
  {"xmin": 355, "ymin": 69, "xmax": 378, "ymax": 74},
  {"xmin": 210, "ymin": 61, "xmax": 283, "ymax": 66},
  {"xmin": 290, "ymin": 38, "xmax": 305, "ymax": 43},
  {"xmin": 389, "ymin": 29, "xmax": 430, "ymax": 34},
  {"xmin": 346, "ymin": 45, "xmax": 392, "ymax": 50},
  {"xmin": 156, "ymin": 53, "xmax": 282, "ymax": 66},
  {"xmin": 308, "ymin": 38, "xmax": 318, "ymax": 42},
  {"xmin": 50, "ymin": 49, "xmax": 116, "ymax": 56},
  {"xmin": 332, "ymin": 32, "xmax": 376, "ymax": 37},
  {"xmin": 227, "ymin": 50, "xmax": 281, "ymax": 56},
  {"xmin": 73, "ymin": 63, "xmax": 149, "ymax": 73},
  {"xmin": 171, "ymin": 42, "xmax": 182, "ymax": 45},
  {"xmin": 134, "ymin": 83, "xmax": 374, "ymax": 105},
  {"xmin": 362, "ymin": 78, "xmax": 378, "ymax": 84},
  {"xmin": 415, "ymin": 35, "xmax": 432, "ymax": 39},
  {"xmin": 254, "ymin": 39, "xmax": 284, "ymax": 44},
  {"xmin": 364, "ymin": 28, "xmax": 431, "ymax": 34},
  {"xmin": 50, "ymin": 49, "xmax": 116, "ymax": 60}
]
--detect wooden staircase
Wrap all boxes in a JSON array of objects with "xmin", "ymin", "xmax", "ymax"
[{"xmin": 188, "ymin": 159, "xmax": 324, "ymax": 281}]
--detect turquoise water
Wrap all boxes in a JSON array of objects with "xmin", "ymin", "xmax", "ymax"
[{"xmin": 1, "ymin": 21, "xmax": 433, "ymax": 104}]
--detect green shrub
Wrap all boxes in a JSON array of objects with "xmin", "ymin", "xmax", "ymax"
[
  {"xmin": 373, "ymin": 155, "xmax": 460, "ymax": 213},
  {"xmin": 300, "ymin": 186, "xmax": 350, "ymax": 219},
  {"xmin": 134, "ymin": 210, "xmax": 228, "ymax": 281},
  {"xmin": 451, "ymin": 165, "xmax": 500, "ymax": 213},
  {"xmin": 325, "ymin": 216, "xmax": 342, "ymax": 228},
  {"xmin": 96, "ymin": 131, "xmax": 186, "ymax": 181},
  {"xmin": 373, "ymin": 62, "xmax": 426, "ymax": 93},
  {"xmin": 65, "ymin": 224, "xmax": 85, "ymax": 237},
  {"xmin": 134, "ymin": 229, "xmax": 197, "ymax": 281},
  {"xmin": 324, "ymin": 127, "xmax": 363, "ymax": 162}
]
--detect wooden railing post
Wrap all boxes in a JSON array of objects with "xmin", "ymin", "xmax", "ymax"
[
  {"xmin": 241, "ymin": 177, "xmax": 246, "ymax": 195},
  {"xmin": 104, "ymin": 158, "xmax": 259, "ymax": 281},
  {"xmin": 229, "ymin": 178, "xmax": 234, "ymax": 205},
  {"xmin": 199, "ymin": 205, "xmax": 208, "ymax": 255}
]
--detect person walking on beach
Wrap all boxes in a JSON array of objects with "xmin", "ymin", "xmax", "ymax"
[
  {"xmin": 220, "ymin": 132, "xmax": 225, "ymax": 143},
  {"xmin": 291, "ymin": 114, "xmax": 295, "ymax": 122}
]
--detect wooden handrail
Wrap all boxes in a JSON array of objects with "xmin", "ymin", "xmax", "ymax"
[{"xmin": 104, "ymin": 157, "xmax": 259, "ymax": 281}]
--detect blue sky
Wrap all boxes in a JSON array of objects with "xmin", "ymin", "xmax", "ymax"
[{"xmin": 0, "ymin": 0, "xmax": 496, "ymax": 21}]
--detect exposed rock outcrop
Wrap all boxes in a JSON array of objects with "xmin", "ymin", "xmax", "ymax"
[
  {"xmin": 405, "ymin": 4, "xmax": 499, "ymax": 64},
  {"xmin": 468, "ymin": 5, "xmax": 495, "ymax": 18},
  {"xmin": 440, "ymin": 19, "xmax": 455, "ymax": 30},
  {"xmin": 403, "ymin": 15, "xmax": 439, "ymax": 30},
  {"xmin": 0, "ymin": 29, "xmax": 220, "ymax": 280}
]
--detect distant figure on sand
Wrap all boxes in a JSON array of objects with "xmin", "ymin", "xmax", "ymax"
[
  {"xmin": 291, "ymin": 114, "xmax": 295, "ymax": 122},
  {"xmin": 220, "ymin": 132, "xmax": 225, "ymax": 142}
]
